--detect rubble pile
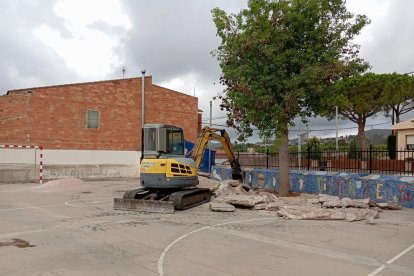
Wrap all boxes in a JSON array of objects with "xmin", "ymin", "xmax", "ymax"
[{"xmin": 203, "ymin": 178, "xmax": 403, "ymax": 224}]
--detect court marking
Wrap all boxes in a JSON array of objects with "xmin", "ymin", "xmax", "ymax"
[
  {"xmin": 65, "ymin": 197, "xmax": 113, "ymax": 206},
  {"xmin": 367, "ymin": 244, "xmax": 414, "ymax": 276},
  {"xmin": 157, "ymin": 217, "xmax": 387, "ymax": 275}
]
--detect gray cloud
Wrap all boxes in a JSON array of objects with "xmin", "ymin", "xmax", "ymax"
[
  {"xmin": 115, "ymin": 0, "xmax": 246, "ymax": 83},
  {"xmin": 357, "ymin": 0, "xmax": 414, "ymax": 74},
  {"xmin": 0, "ymin": 0, "xmax": 79, "ymax": 94},
  {"xmin": 1, "ymin": 0, "xmax": 412, "ymax": 142}
]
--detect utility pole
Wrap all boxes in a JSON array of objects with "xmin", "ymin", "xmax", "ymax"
[
  {"xmin": 335, "ymin": 106, "xmax": 339, "ymax": 151},
  {"xmin": 208, "ymin": 100, "xmax": 212, "ymax": 173},
  {"xmin": 141, "ymin": 69, "xmax": 146, "ymax": 128},
  {"xmin": 141, "ymin": 69, "xmax": 146, "ymax": 161},
  {"xmin": 298, "ymin": 124, "xmax": 302, "ymax": 168}
]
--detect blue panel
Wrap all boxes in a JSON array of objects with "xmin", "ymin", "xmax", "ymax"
[
  {"xmin": 211, "ymin": 166, "xmax": 414, "ymax": 208},
  {"xmin": 185, "ymin": 140, "xmax": 215, "ymax": 173}
]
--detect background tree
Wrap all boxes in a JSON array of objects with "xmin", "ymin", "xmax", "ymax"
[
  {"xmin": 382, "ymin": 73, "xmax": 414, "ymax": 124},
  {"xmin": 324, "ymin": 73, "xmax": 387, "ymax": 151},
  {"xmin": 305, "ymin": 136, "xmax": 322, "ymax": 161},
  {"xmin": 212, "ymin": 0, "xmax": 369, "ymax": 196}
]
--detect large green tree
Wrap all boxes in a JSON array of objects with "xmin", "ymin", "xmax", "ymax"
[
  {"xmin": 382, "ymin": 73, "xmax": 414, "ymax": 124},
  {"xmin": 324, "ymin": 73, "xmax": 387, "ymax": 151},
  {"xmin": 324, "ymin": 73, "xmax": 414, "ymax": 151},
  {"xmin": 212, "ymin": 0, "xmax": 369, "ymax": 196}
]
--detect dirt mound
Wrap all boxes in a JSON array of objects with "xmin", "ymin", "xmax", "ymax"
[{"xmin": 33, "ymin": 177, "xmax": 87, "ymax": 192}]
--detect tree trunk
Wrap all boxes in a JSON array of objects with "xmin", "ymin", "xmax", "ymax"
[
  {"xmin": 395, "ymin": 110, "xmax": 401, "ymax": 124},
  {"xmin": 357, "ymin": 121, "xmax": 366, "ymax": 152},
  {"xmin": 278, "ymin": 128, "xmax": 290, "ymax": 196}
]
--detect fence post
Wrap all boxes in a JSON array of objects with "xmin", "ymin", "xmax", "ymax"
[
  {"xmin": 307, "ymin": 147, "xmax": 310, "ymax": 171},
  {"xmin": 369, "ymin": 145, "xmax": 373, "ymax": 174},
  {"xmin": 266, "ymin": 149, "xmax": 269, "ymax": 169}
]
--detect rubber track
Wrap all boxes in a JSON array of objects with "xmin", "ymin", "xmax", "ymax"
[{"xmin": 169, "ymin": 188, "xmax": 211, "ymax": 210}]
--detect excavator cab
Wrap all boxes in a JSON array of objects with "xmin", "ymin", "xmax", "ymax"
[
  {"xmin": 143, "ymin": 124, "xmax": 184, "ymax": 158},
  {"xmin": 140, "ymin": 124, "xmax": 198, "ymax": 189}
]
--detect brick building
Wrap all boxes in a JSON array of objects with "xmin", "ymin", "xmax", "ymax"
[
  {"xmin": 0, "ymin": 76, "xmax": 198, "ymax": 148},
  {"xmin": 0, "ymin": 76, "xmax": 200, "ymax": 181}
]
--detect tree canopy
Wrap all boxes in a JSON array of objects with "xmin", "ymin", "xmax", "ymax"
[
  {"xmin": 212, "ymin": 0, "xmax": 369, "ymax": 196},
  {"xmin": 382, "ymin": 73, "xmax": 414, "ymax": 124},
  {"xmin": 323, "ymin": 73, "xmax": 414, "ymax": 151},
  {"xmin": 324, "ymin": 73, "xmax": 386, "ymax": 151}
]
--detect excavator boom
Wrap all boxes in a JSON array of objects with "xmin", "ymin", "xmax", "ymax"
[{"xmin": 191, "ymin": 127, "xmax": 242, "ymax": 180}]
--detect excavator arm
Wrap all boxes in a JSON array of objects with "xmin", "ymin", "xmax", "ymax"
[{"xmin": 191, "ymin": 127, "xmax": 242, "ymax": 180}]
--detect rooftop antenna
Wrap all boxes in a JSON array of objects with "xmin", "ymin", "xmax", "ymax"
[{"xmin": 122, "ymin": 66, "xmax": 127, "ymax": 79}]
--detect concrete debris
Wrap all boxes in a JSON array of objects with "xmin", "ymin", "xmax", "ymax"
[
  {"xmin": 343, "ymin": 209, "xmax": 379, "ymax": 224},
  {"xmin": 278, "ymin": 206, "xmax": 379, "ymax": 224},
  {"xmin": 200, "ymin": 176, "xmax": 402, "ymax": 224},
  {"xmin": 319, "ymin": 196, "xmax": 373, "ymax": 209},
  {"xmin": 265, "ymin": 201, "xmax": 283, "ymax": 211},
  {"xmin": 278, "ymin": 206, "xmax": 345, "ymax": 220},
  {"xmin": 229, "ymin": 180, "xmax": 241, "ymax": 187},
  {"xmin": 214, "ymin": 180, "xmax": 254, "ymax": 198},
  {"xmin": 377, "ymin": 202, "xmax": 403, "ymax": 210},
  {"xmin": 222, "ymin": 194, "xmax": 269, "ymax": 208},
  {"xmin": 258, "ymin": 192, "xmax": 278, "ymax": 203},
  {"xmin": 209, "ymin": 202, "xmax": 235, "ymax": 212},
  {"xmin": 253, "ymin": 203, "xmax": 268, "ymax": 210},
  {"xmin": 197, "ymin": 177, "xmax": 221, "ymax": 191}
]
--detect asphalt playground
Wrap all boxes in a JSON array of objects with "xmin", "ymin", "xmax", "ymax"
[{"xmin": 0, "ymin": 179, "xmax": 413, "ymax": 276}]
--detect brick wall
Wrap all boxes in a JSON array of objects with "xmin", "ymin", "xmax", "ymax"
[
  {"xmin": 0, "ymin": 94, "xmax": 28, "ymax": 144},
  {"xmin": 0, "ymin": 77, "xmax": 199, "ymax": 150}
]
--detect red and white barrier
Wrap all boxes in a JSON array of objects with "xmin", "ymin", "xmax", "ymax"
[{"xmin": 0, "ymin": 144, "xmax": 44, "ymax": 184}]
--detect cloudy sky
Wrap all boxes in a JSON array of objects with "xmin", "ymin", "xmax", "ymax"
[{"xmin": 1, "ymin": 0, "xmax": 413, "ymax": 142}]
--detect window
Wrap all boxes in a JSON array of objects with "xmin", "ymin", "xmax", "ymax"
[
  {"xmin": 86, "ymin": 110, "xmax": 99, "ymax": 129},
  {"xmin": 166, "ymin": 127, "xmax": 184, "ymax": 155},
  {"xmin": 407, "ymin": 135, "xmax": 414, "ymax": 150}
]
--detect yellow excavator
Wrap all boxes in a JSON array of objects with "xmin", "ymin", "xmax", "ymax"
[{"xmin": 113, "ymin": 124, "xmax": 242, "ymax": 213}]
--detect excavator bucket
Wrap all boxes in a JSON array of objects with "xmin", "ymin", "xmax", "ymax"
[{"xmin": 114, "ymin": 198, "xmax": 175, "ymax": 214}]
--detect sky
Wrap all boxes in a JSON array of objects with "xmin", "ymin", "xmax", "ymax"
[{"xmin": 1, "ymin": 0, "xmax": 413, "ymax": 143}]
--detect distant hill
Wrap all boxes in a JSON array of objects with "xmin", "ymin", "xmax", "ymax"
[
  {"xmin": 288, "ymin": 128, "xmax": 391, "ymax": 145},
  {"xmin": 365, "ymin": 129, "xmax": 391, "ymax": 145}
]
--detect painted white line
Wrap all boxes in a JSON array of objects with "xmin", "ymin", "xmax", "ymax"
[
  {"xmin": 0, "ymin": 204, "xmax": 65, "ymax": 212},
  {"xmin": 375, "ymin": 219, "xmax": 414, "ymax": 225},
  {"xmin": 212, "ymin": 227, "xmax": 380, "ymax": 267},
  {"xmin": 157, "ymin": 218, "xmax": 278, "ymax": 276},
  {"xmin": 367, "ymin": 244, "xmax": 414, "ymax": 276},
  {"xmin": 0, "ymin": 197, "xmax": 113, "ymax": 211},
  {"xmin": 64, "ymin": 198, "xmax": 112, "ymax": 206}
]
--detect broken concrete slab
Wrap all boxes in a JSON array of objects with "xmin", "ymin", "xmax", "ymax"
[
  {"xmin": 278, "ymin": 206, "xmax": 379, "ymax": 224},
  {"xmin": 343, "ymin": 209, "xmax": 379, "ymax": 223},
  {"xmin": 322, "ymin": 199, "xmax": 345, "ymax": 208},
  {"xmin": 320, "ymin": 196, "xmax": 371, "ymax": 209},
  {"xmin": 223, "ymin": 194, "xmax": 269, "ymax": 208},
  {"xmin": 265, "ymin": 202, "xmax": 283, "ymax": 211},
  {"xmin": 378, "ymin": 203, "xmax": 403, "ymax": 210},
  {"xmin": 229, "ymin": 180, "xmax": 241, "ymax": 187},
  {"xmin": 278, "ymin": 206, "xmax": 345, "ymax": 220},
  {"xmin": 253, "ymin": 203, "xmax": 268, "ymax": 210},
  {"xmin": 214, "ymin": 180, "xmax": 254, "ymax": 198},
  {"xmin": 209, "ymin": 202, "xmax": 235, "ymax": 212}
]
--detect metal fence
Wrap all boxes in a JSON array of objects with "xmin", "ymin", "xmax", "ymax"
[{"xmin": 215, "ymin": 146, "xmax": 414, "ymax": 175}]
